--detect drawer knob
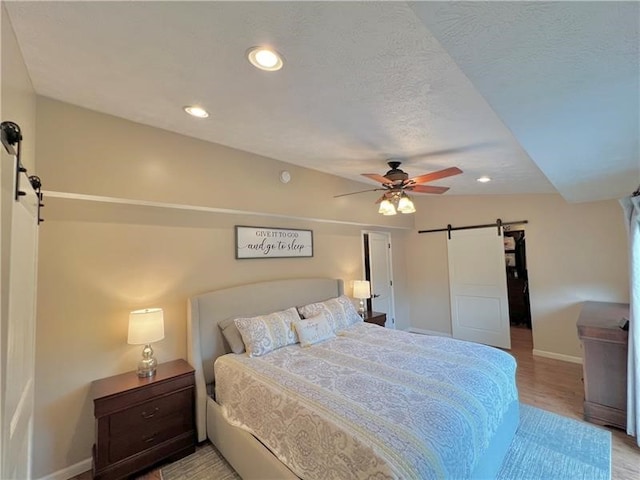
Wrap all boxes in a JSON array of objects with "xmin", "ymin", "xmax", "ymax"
[
  {"xmin": 142, "ymin": 433, "xmax": 157, "ymax": 443},
  {"xmin": 141, "ymin": 407, "xmax": 159, "ymax": 419}
]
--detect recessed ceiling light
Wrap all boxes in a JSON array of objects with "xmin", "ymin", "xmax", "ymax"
[
  {"xmin": 183, "ymin": 106, "xmax": 209, "ymax": 118},
  {"xmin": 247, "ymin": 46, "xmax": 284, "ymax": 71},
  {"xmin": 477, "ymin": 176, "xmax": 492, "ymax": 183}
]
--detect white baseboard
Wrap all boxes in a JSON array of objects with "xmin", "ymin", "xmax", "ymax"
[
  {"xmin": 533, "ymin": 349, "xmax": 583, "ymax": 365},
  {"xmin": 37, "ymin": 458, "xmax": 91, "ymax": 480},
  {"xmin": 408, "ymin": 327, "xmax": 452, "ymax": 337}
]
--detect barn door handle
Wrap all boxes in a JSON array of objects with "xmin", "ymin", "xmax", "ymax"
[{"xmin": 372, "ymin": 294, "xmax": 380, "ymax": 298}]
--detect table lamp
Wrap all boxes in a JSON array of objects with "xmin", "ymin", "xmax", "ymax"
[
  {"xmin": 352, "ymin": 280, "xmax": 371, "ymax": 316},
  {"xmin": 128, "ymin": 308, "xmax": 164, "ymax": 377}
]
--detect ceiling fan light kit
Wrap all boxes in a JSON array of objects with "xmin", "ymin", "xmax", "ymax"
[
  {"xmin": 377, "ymin": 192, "xmax": 416, "ymax": 216},
  {"xmin": 336, "ymin": 161, "xmax": 462, "ymax": 216}
]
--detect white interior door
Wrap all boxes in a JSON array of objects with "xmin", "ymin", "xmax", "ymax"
[
  {"xmin": 1, "ymin": 167, "xmax": 38, "ymax": 479},
  {"xmin": 448, "ymin": 227, "xmax": 511, "ymax": 349},
  {"xmin": 364, "ymin": 231, "xmax": 395, "ymax": 328}
]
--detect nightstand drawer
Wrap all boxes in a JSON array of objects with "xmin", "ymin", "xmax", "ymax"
[
  {"xmin": 109, "ymin": 409, "xmax": 193, "ymax": 462},
  {"xmin": 94, "ymin": 374, "xmax": 194, "ymax": 418},
  {"xmin": 110, "ymin": 388, "xmax": 191, "ymax": 435}
]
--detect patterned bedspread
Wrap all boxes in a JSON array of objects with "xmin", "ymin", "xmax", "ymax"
[{"xmin": 215, "ymin": 323, "xmax": 518, "ymax": 480}]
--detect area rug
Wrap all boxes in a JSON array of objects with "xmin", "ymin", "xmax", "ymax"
[
  {"xmin": 161, "ymin": 403, "xmax": 611, "ymax": 480},
  {"xmin": 496, "ymin": 404, "xmax": 610, "ymax": 479}
]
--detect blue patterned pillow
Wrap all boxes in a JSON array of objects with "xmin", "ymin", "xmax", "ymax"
[{"xmin": 234, "ymin": 307, "xmax": 300, "ymax": 357}]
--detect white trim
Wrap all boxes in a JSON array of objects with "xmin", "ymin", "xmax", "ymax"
[
  {"xmin": 43, "ymin": 191, "xmax": 412, "ymax": 230},
  {"xmin": 408, "ymin": 327, "xmax": 452, "ymax": 337},
  {"xmin": 532, "ymin": 349, "xmax": 583, "ymax": 365},
  {"xmin": 36, "ymin": 458, "xmax": 91, "ymax": 480}
]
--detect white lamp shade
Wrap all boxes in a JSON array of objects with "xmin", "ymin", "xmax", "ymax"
[
  {"xmin": 353, "ymin": 280, "xmax": 371, "ymax": 300},
  {"xmin": 397, "ymin": 194, "xmax": 416, "ymax": 214},
  {"xmin": 128, "ymin": 308, "xmax": 165, "ymax": 345},
  {"xmin": 378, "ymin": 199, "xmax": 397, "ymax": 215}
]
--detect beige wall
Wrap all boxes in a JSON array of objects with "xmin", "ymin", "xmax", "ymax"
[
  {"xmin": 406, "ymin": 194, "xmax": 629, "ymax": 358},
  {"xmin": 34, "ymin": 98, "xmax": 411, "ymax": 478}
]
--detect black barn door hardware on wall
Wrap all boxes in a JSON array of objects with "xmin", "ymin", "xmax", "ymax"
[
  {"xmin": 1, "ymin": 120, "xmax": 25, "ymax": 200},
  {"xmin": 418, "ymin": 218, "xmax": 528, "ymax": 239},
  {"xmin": 1, "ymin": 121, "xmax": 44, "ymax": 223},
  {"xmin": 29, "ymin": 176, "xmax": 44, "ymax": 224}
]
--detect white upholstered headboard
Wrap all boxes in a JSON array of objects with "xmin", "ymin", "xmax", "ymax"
[{"xmin": 187, "ymin": 278, "xmax": 344, "ymax": 441}]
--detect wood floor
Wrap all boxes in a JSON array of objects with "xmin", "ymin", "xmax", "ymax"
[{"xmin": 73, "ymin": 327, "xmax": 639, "ymax": 480}]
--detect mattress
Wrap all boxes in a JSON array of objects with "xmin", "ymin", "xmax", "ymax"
[{"xmin": 215, "ymin": 323, "xmax": 518, "ymax": 479}]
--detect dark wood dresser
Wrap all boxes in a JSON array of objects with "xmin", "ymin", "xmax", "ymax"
[
  {"xmin": 91, "ymin": 359, "xmax": 196, "ymax": 479},
  {"xmin": 577, "ymin": 301, "xmax": 629, "ymax": 429},
  {"xmin": 363, "ymin": 311, "xmax": 387, "ymax": 327}
]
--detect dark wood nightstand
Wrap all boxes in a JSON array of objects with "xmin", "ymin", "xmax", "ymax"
[
  {"xmin": 362, "ymin": 311, "xmax": 386, "ymax": 327},
  {"xmin": 91, "ymin": 359, "xmax": 196, "ymax": 480}
]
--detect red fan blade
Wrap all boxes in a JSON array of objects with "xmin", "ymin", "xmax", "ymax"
[
  {"xmin": 408, "ymin": 167, "xmax": 462, "ymax": 185},
  {"xmin": 362, "ymin": 173, "xmax": 393, "ymax": 185},
  {"xmin": 408, "ymin": 185, "xmax": 450, "ymax": 194}
]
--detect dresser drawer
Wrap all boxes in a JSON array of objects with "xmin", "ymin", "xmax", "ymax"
[
  {"xmin": 109, "ymin": 408, "xmax": 194, "ymax": 462},
  {"xmin": 110, "ymin": 388, "xmax": 192, "ymax": 435}
]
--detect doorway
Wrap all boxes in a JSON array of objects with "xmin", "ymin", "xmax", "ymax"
[
  {"xmin": 362, "ymin": 231, "xmax": 395, "ymax": 328},
  {"xmin": 503, "ymin": 229, "xmax": 531, "ymax": 328}
]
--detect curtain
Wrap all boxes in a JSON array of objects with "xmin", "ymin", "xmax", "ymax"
[{"xmin": 620, "ymin": 195, "xmax": 640, "ymax": 445}]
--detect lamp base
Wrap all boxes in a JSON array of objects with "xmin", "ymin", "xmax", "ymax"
[
  {"xmin": 137, "ymin": 344, "xmax": 158, "ymax": 377},
  {"xmin": 358, "ymin": 299, "xmax": 366, "ymax": 317}
]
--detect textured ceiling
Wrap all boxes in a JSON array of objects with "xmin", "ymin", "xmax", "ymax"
[{"xmin": 5, "ymin": 1, "xmax": 638, "ymax": 202}]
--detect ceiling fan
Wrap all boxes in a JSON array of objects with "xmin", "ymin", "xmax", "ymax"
[{"xmin": 335, "ymin": 161, "xmax": 463, "ymax": 215}]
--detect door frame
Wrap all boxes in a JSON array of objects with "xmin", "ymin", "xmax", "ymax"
[{"xmin": 361, "ymin": 230, "xmax": 396, "ymax": 327}]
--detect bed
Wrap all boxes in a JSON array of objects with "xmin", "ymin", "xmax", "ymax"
[{"xmin": 187, "ymin": 278, "xmax": 519, "ymax": 479}]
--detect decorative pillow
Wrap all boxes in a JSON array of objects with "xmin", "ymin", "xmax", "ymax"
[
  {"xmin": 234, "ymin": 307, "xmax": 300, "ymax": 357},
  {"xmin": 293, "ymin": 312, "xmax": 335, "ymax": 347},
  {"xmin": 298, "ymin": 295, "xmax": 362, "ymax": 331},
  {"xmin": 218, "ymin": 317, "xmax": 245, "ymax": 354}
]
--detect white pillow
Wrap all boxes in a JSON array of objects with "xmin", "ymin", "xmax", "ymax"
[
  {"xmin": 298, "ymin": 295, "xmax": 362, "ymax": 331},
  {"xmin": 234, "ymin": 307, "xmax": 300, "ymax": 357},
  {"xmin": 293, "ymin": 313, "xmax": 335, "ymax": 347}
]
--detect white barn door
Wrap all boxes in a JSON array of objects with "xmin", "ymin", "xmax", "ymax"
[
  {"xmin": 1, "ymin": 165, "xmax": 39, "ymax": 478},
  {"xmin": 448, "ymin": 227, "xmax": 511, "ymax": 349}
]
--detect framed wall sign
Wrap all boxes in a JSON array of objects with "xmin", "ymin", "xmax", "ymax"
[{"xmin": 235, "ymin": 226, "xmax": 313, "ymax": 259}]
